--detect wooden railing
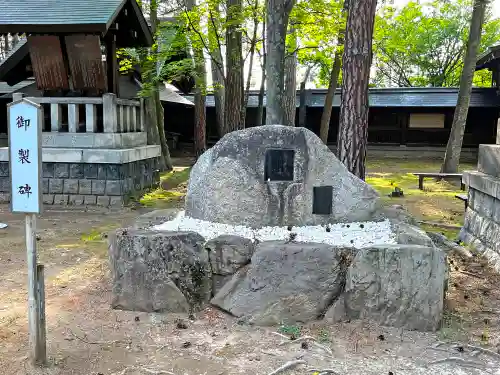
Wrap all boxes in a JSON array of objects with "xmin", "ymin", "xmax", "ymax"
[{"xmin": 14, "ymin": 93, "xmax": 144, "ymax": 134}]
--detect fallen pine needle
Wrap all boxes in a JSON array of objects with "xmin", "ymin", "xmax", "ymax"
[
  {"xmin": 308, "ymin": 368, "xmax": 341, "ymax": 375},
  {"xmin": 267, "ymin": 360, "xmax": 306, "ymax": 375}
]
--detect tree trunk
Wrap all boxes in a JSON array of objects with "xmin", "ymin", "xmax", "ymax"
[
  {"xmin": 186, "ymin": 0, "xmax": 207, "ymax": 156},
  {"xmin": 336, "ymin": 0, "xmax": 377, "ymax": 180},
  {"xmin": 208, "ymin": 2, "xmax": 226, "ymax": 137},
  {"xmin": 193, "ymin": 48, "xmax": 207, "ymax": 157},
  {"xmin": 225, "ymin": 0, "xmax": 244, "ymax": 132},
  {"xmin": 320, "ymin": 35, "xmax": 343, "ymax": 144},
  {"xmin": 256, "ymin": 19, "xmax": 266, "ymax": 127},
  {"xmin": 441, "ymin": 0, "xmax": 487, "ymax": 173},
  {"xmin": 298, "ymin": 65, "xmax": 313, "ymax": 128},
  {"xmin": 283, "ymin": 29, "xmax": 297, "ymax": 126},
  {"xmin": 265, "ymin": 0, "xmax": 295, "ymax": 125},
  {"xmin": 242, "ymin": 0, "xmax": 260, "ymax": 128},
  {"xmin": 150, "ymin": 0, "xmax": 172, "ymax": 171}
]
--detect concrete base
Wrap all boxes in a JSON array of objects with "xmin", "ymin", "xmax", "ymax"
[
  {"xmin": 0, "ymin": 145, "xmax": 160, "ymax": 164},
  {"xmin": 478, "ymin": 144, "xmax": 500, "ymax": 177},
  {"xmin": 461, "ymin": 156, "xmax": 500, "ymax": 271},
  {"xmin": 0, "ymin": 145, "xmax": 161, "ymax": 206},
  {"xmin": 41, "ymin": 132, "xmax": 148, "ymax": 149}
]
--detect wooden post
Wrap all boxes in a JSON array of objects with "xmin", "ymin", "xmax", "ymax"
[
  {"xmin": 26, "ymin": 214, "xmax": 44, "ymax": 363},
  {"xmin": 103, "ymin": 94, "xmax": 117, "ymax": 133},
  {"xmin": 36, "ymin": 264, "xmax": 46, "ymax": 363}
]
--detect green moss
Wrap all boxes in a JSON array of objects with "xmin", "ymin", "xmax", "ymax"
[{"xmin": 137, "ymin": 168, "xmax": 191, "ymax": 208}]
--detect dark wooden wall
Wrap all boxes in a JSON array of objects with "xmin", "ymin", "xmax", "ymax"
[{"xmin": 163, "ymin": 103, "xmax": 499, "ymax": 148}]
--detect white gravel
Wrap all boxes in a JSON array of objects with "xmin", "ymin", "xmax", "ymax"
[{"xmin": 153, "ymin": 211, "xmax": 396, "ymax": 248}]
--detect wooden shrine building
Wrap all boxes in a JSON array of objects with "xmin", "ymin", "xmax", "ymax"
[{"xmin": 0, "ymin": 0, "xmax": 162, "ymax": 207}]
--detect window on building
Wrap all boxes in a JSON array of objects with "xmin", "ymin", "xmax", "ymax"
[{"xmin": 409, "ymin": 113, "xmax": 445, "ymax": 129}]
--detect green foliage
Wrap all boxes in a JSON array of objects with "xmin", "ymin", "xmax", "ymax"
[
  {"xmin": 373, "ymin": 0, "xmax": 500, "ymax": 87},
  {"xmin": 292, "ymin": 0, "xmax": 345, "ymax": 86},
  {"xmin": 278, "ymin": 324, "xmax": 302, "ymax": 338}
]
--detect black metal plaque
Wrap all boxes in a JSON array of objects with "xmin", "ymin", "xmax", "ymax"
[
  {"xmin": 313, "ymin": 186, "xmax": 333, "ymax": 215},
  {"xmin": 264, "ymin": 149, "xmax": 294, "ymax": 181}
]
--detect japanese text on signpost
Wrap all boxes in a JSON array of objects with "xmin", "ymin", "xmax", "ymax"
[{"xmin": 8, "ymin": 100, "xmax": 42, "ymax": 214}]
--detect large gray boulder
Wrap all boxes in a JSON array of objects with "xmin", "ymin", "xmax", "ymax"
[
  {"xmin": 205, "ymin": 235, "xmax": 255, "ymax": 295},
  {"xmin": 211, "ymin": 241, "xmax": 355, "ymax": 325},
  {"xmin": 109, "ymin": 229, "xmax": 211, "ymax": 313},
  {"xmin": 325, "ymin": 244, "xmax": 446, "ymax": 331},
  {"xmin": 185, "ymin": 125, "xmax": 380, "ymax": 227}
]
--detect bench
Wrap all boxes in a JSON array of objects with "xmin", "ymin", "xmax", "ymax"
[
  {"xmin": 412, "ymin": 172, "xmax": 465, "ymax": 191},
  {"xmin": 455, "ymin": 194, "xmax": 468, "ymax": 211}
]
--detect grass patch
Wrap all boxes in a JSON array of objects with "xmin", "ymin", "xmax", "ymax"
[
  {"xmin": 365, "ymin": 159, "xmax": 471, "ymax": 229},
  {"xmin": 138, "ymin": 168, "xmax": 191, "ymax": 208}
]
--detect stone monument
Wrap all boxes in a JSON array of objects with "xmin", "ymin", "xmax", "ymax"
[{"xmin": 185, "ymin": 125, "xmax": 380, "ymax": 227}]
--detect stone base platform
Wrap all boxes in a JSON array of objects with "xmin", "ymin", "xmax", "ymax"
[
  {"xmin": 461, "ymin": 144, "xmax": 500, "ymax": 271},
  {"xmin": 0, "ymin": 145, "xmax": 161, "ymax": 206}
]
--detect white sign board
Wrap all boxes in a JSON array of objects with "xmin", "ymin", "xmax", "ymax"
[{"xmin": 8, "ymin": 99, "xmax": 43, "ymax": 214}]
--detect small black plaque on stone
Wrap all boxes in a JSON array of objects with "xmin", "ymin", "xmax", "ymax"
[
  {"xmin": 264, "ymin": 149, "xmax": 295, "ymax": 181},
  {"xmin": 313, "ymin": 186, "xmax": 333, "ymax": 215}
]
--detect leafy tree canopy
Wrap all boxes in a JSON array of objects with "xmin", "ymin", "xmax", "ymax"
[{"xmin": 373, "ymin": 0, "xmax": 500, "ymax": 87}]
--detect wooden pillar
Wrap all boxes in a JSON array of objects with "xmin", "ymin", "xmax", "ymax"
[
  {"xmin": 400, "ymin": 112, "xmax": 408, "ymax": 146},
  {"xmin": 496, "ymin": 117, "xmax": 500, "ymax": 145},
  {"xmin": 106, "ymin": 34, "xmax": 119, "ymax": 96}
]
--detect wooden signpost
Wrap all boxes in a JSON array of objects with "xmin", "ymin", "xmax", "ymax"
[{"xmin": 7, "ymin": 94, "xmax": 46, "ymax": 365}]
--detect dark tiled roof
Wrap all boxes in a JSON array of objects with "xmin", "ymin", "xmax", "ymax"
[
  {"xmin": 0, "ymin": 0, "xmax": 126, "ymax": 27},
  {"xmin": 186, "ymin": 87, "xmax": 500, "ymax": 108},
  {"xmin": 477, "ymin": 45, "xmax": 500, "ymax": 70},
  {"xmin": 0, "ymin": 79, "xmax": 34, "ymax": 94}
]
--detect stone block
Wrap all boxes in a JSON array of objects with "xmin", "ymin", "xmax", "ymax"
[
  {"xmin": 0, "ymin": 193, "xmax": 11, "ymax": 203},
  {"xmin": 54, "ymin": 194, "xmax": 69, "ymax": 205},
  {"xmin": 478, "ymin": 144, "xmax": 500, "ymax": 177},
  {"xmin": 107, "ymin": 165, "xmax": 121, "ymax": 180},
  {"xmin": 49, "ymin": 179, "xmax": 64, "ymax": 194},
  {"xmin": 54, "ymin": 163, "xmax": 69, "ymax": 178},
  {"xmin": 108, "ymin": 229, "xmax": 210, "ymax": 313},
  {"xmin": 79, "ymin": 180, "xmax": 92, "ymax": 195},
  {"xmin": 0, "ymin": 162, "xmax": 8, "ymax": 177},
  {"xmin": 84, "ymin": 164, "xmax": 98, "ymax": 179},
  {"xmin": 97, "ymin": 165, "xmax": 107, "ymax": 179},
  {"xmin": 84, "ymin": 195, "xmax": 97, "ymax": 205},
  {"xmin": 0, "ymin": 177, "xmax": 10, "ymax": 192},
  {"xmin": 92, "ymin": 180, "xmax": 106, "ymax": 195},
  {"xmin": 68, "ymin": 195, "xmax": 85, "ymax": 205},
  {"xmin": 63, "ymin": 179, "xmax": 79, "ymax": 194},
  {"xmin": 108, "ymin": 196, "xmax": 123, "ymax": 206},
  {"xmin": 105, "ymin": 180, "xmax": 123, "ymax": 196},
  {"xmin": 42, "ymin": 179, "xmax": 49, "ymax": 194},
  {"xmin": 390, "ymin": 221, "xmax": 433, "ymax": 247},
  {"xmin": 212, "ymin": 242, "xmax": 355, "ymax": 326},
  {"xmin": 325, "ymin": 245, "xmax": 446, "ymax": 332},
  {"xmin": 97, "ymin": 196, "xmax": 111, "ymax": 207},
  {"xmin": 205, "ymin": 235, "xmax": 255, "ymax": 276},
  {"xmin": 69, "ymin": 163, "xmax": 84, "ymax": 179},
  {"xmin": 43, "ymin": 194, "xmax": 54, "ymax": 205},
  {"xmin": 42, "ymin": 163, "xmax": 54, "ymax": 178},
  {"xmin": 463, "ymin": 171, "xmax": 500, "ymax": 199}
]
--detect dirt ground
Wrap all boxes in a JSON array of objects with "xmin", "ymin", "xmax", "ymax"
[{"xmin": 1, "ymin": 160, "xmax": 500, "ymax": 374}]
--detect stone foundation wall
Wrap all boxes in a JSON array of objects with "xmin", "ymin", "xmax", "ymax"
[
  {"xmin": 0, "ymin": 158, "xmax": 160, "ymax": 206},
  {"xmin": 461, "ymin": 144, "xmax": 500, "ymax": 271}
]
